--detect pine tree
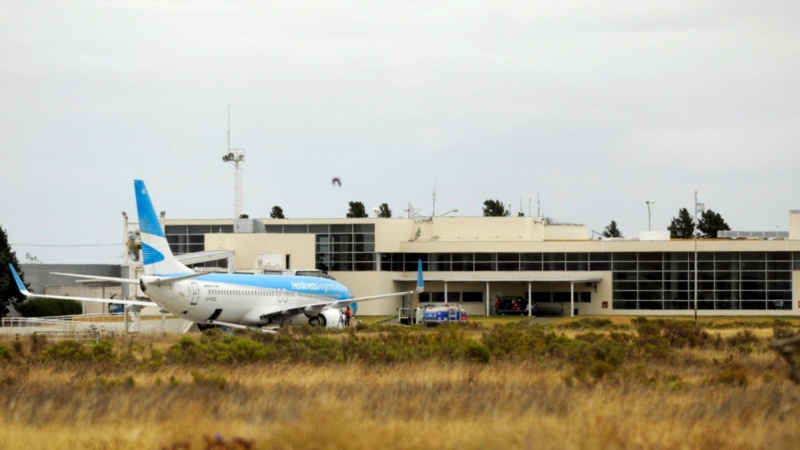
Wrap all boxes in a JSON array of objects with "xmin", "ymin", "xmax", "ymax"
[
  {"xmin": 668, "ymin": 208, "xmax": 695, "ymax": 238},
  {"xmin": 482, "ymin": 199, "xmax": 510, "ymax": 217},
  {"xmin": 0, "ymin": 225, "xmax": 27, "ymax": 317},
  {"xmin": 602, "ymin": 220, "xmax": 623, "ymax": 238},
  {"xmin": 347, "ymin": 201, "xmax": 368, "ymax": 218},
  {"xmin": 697, "ymin": 209, "xmax": 731, "ymax": 238},
  {"xmin": 270, "ymin": 206, "xmax": 285, "ymax": 219},
  {"xmin": 377, "ymin": 203, "xmax": 392, "ymax": 218}
]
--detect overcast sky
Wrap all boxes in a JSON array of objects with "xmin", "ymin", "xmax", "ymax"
[{"xmin": 2, "ymin": 1, "xmax": 799, "ymax": 264}]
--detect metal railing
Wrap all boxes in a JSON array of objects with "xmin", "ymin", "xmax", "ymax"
[
  {"xmin": 30, "ymin": 329, "xmax": 102, "ymax": 344},
  {"xmin": 1, "ymin": 312, "xmax": 172, "ymax": 334}
]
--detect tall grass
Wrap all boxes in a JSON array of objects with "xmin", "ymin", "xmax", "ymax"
[{"xmin": 0, "ymin": 319, "xmax": 799, "ymax": 449}]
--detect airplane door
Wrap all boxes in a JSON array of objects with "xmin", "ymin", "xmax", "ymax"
[{"xmin": 190, "ymin": 282, "xmax": 200, "ymax": 305}]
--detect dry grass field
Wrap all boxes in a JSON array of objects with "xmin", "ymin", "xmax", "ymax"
[{"xmin": 1, "ymin": 316, "xmax": 800, "ymax": 449}]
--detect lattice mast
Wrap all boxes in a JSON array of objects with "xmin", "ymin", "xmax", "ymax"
[{"xmin": 222, "ymin": 106, "xmax": 246, "ymax": 217}]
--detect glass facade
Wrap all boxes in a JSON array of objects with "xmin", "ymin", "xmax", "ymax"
[
  {"xmin": 380, "ymin": 251, "xmax": 796, "ymax": 311},
  {"xmin": 265, "ymin": 223, "xmax": 376, "ymax": 272},
  {"xmin": 164, "ymin": 224, "xmax": 234, "ymax": 269}
]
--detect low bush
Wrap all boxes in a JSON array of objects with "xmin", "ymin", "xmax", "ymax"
[
  {"xmin": 16, "ymin": 298, "xmax": 82, "ymax": 317},
  {"xmin": 0, "ymin": 343, "xmax": 13, "ymax": 361},
  {"xmin": 558, "ymin": 317, "xmax": 619, "ymax": 330},
  {"xmin": 633, "ymin": 317, "xmax": 711, "ymax": 348},
  {"xmin": 38, "ymin": 341, "xmax": 91, "ymax": 362},
  {"xmin": 725, "ymin": 330, "xmax": 760, "ymax": 348}
]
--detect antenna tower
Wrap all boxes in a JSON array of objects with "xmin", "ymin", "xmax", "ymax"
[{"xmin": 221, "ymin": 106, "xmax": 246, "ymax": 217}]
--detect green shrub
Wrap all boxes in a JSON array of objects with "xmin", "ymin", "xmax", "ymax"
[
  {"xmin": 39, "ymin": 340, "xmax": 91, "ymax": 362},
  {"xmin": 463, "ymin": 339, "xmax": 491, "ymax": 364},
  {"xmin": 192, "ymin": 371, "xmax": 227, "ymax": 390},
  {"xmin": 710, "ymin": 369, "xmax": 749, "ymax": 387},
  {"xmin": 0, "ymin": 343, "xmax": 13, "ymax": 361},
  {"xmin": 726, "ymin": 330, "xmax": 760, "ymax": 348},
  {"xmin": 587, "ymin": 360, "xmax": 615, "ymax": 381},
  {"xmin": 92, "ymin": 340, "xmax": 116, "ymax": 363},
  {"xmin": 633, "ymin": 318, "xmax": 710, "ymax": 349},
  {"xmin": 166, "ymin": 334, "xmax": 271, "ymax": 364},
  {"xmin": 16, "ymin": 298, "xmax": 82, "ymax": 317},
  {"xmin": 482, "ymin": 323, "xmax": 548, "ymax": 360},
  {"xmin": 772, "ymin": 323, "xmax": 797, "ymax": 340},
  {"xmin": 559, "ymin": 318, "xmax": 617, "ymax": 330},
  {"xmin": 11, "ymin": 339, "xmax": 23, "ymax": 356},
  {"xmin": 735, "ymin": 344, "xmax": 754, "ymax": 355}
]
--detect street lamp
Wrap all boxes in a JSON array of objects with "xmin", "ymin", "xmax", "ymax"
[
  {"xmin": 645, "ymin": 201, "xmax": 654, "ymax": 232},
  {"xmin": 438, "ymin": 209, "xmax": 458, "ymax": 217}
]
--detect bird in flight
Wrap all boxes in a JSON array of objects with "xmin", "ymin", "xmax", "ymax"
[{"xmin": 332, "ymin": 177, "xmax": 341, "ymax": 187}]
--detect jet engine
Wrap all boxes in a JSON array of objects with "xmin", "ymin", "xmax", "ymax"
[{"xmin": 307, "ymin": 308, "xmax": 345, "ymax": 328}]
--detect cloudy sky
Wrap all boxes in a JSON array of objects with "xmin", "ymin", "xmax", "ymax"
[{"xmin": 1, "ymin": 1, "xmax": 799, "ymax": 264}]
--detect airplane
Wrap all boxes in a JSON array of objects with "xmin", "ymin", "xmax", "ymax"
[{"xmin": 8, "ymin": 179, "xmax": 424, "ymax": 331}]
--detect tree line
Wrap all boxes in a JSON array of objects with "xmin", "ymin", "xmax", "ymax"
[
  {"xmin": 602, "ymin": 208, "xmax": 730, "ymax": 239},
  {"xmin": 268, "ymin": 199, "xmax": 511, "ymax": 219},
  {"xmin": 267, "ymin": 200, "xmax": 731, "ymax": 240}
]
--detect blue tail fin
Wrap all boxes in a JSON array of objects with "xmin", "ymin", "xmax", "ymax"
[
  {"xmin": 415, "ymin": 259, "xmax": 424, "ymax": 293},
  {"xmin": 134, "ymin": 180, "xmax": 192, "ymax": 276}
]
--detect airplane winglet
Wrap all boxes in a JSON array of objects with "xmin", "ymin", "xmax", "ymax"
[
  {"xmin": 415, "ymin": 259, "xmax": 424, "ymax": 293},
  {"xmin": 8, "ymin": 264, "xmax": 32, "ymax": 297}
]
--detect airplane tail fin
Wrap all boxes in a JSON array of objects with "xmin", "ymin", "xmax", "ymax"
[
  {"xmin": 415, "ymin": 259, "xmax": 424, "ymax": 293},
  {"xmin": 134, "ymin": 180, "xmax": 192, "ymax": 276}
]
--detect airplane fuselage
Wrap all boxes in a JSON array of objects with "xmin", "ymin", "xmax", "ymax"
[{"xmin": 142, "ymin": 273, "xmax": 354, "ymax": 328}]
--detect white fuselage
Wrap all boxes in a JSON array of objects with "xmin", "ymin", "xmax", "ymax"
[{"xmin": 141, "ymin": 273, "xmax": 353, "ymax": 327}]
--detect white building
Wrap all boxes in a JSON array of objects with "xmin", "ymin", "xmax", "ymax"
[{"xmin": 150, "ymin": 211, "xmax": 800, "ymax": 317}]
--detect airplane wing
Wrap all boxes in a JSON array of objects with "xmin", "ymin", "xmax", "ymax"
[
  {"xmin": 51, "ymin": 272, "xmax": 141, "ymax": 285},
  {"xmin": 9, "ymin": 264, "xmax": 157, "ymax": 307},
  {"xmin": 309, "ymin": 258, "xmax": 424, "ymax": 310},
  {"xmin": 344, "ymin": 258, "xmax": 425, "ymax": 304},
  {"xmin": 52, "ymin": 271, "xmax": 204, "ymax": 287}
]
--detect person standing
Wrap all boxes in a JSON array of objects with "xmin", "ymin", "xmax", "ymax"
[{"xmin": 345, "ymin": 306, "xmax": 352, "ymax": 326}]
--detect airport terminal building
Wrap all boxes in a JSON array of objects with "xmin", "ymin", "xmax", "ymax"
[{"xmin": 153, "ymin": 211, "xmax": 800, "ymax": 317}]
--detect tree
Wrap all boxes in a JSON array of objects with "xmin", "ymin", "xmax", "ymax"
[
  {"xmin": 377, "ymin": 203, "xmax": 392, "ymax": 218},
  {"xmin": 347, "ymin": 201, "xmax": 368, "ymax": 218},
  {"xmin": 602, "ymin": 220, "xmax": 624, "ymax": 238},
  {"xmin": 667, "ymin": 208, "xmax": 695, "ymax": 238},
  {"xmin": 270, "ymin": 206, "xmax": 285, "ymax": 219},
  {"xmin": 126, "ymin": 230, "xmax": 141, "ymax": 262},
  {"xmin": 0, "ymin": 225, "xmax": 27, "ymax": 318},
  {"xmin": 697, "ymin": 209, "xmax": 730, "ymax": 238},
  {"xmin": 482, "ymin": 199, "xmax": 510, "ymax": 217}
]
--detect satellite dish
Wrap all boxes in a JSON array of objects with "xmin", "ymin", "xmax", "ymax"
[
  {"xmin": 331, "ymin": 177, "xmax": 341, "ymax": 187},
  {"xmin": 372, "ymin": 206, "xmax": 380, "ymax": 216}
]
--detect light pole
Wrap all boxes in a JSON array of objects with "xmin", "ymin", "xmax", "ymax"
[
  {"xmin": 645, "ymin": 201, "xmax": 654, "ymax": 232},
  {"xmin": 222, "ymin": 106, "xmax": 246, "ymax": 218}
]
